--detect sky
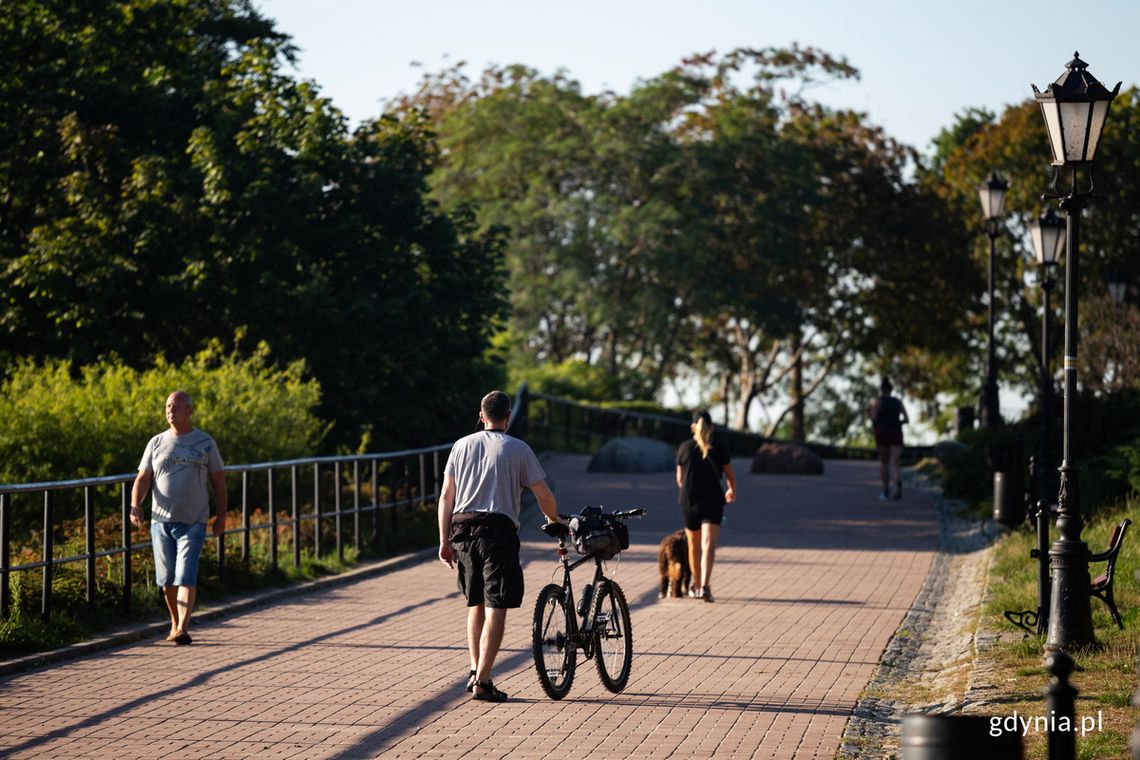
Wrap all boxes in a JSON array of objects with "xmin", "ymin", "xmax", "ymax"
[{"xmin": 252, "ymin": 0, "xmax": 1138, "ymax": 154}]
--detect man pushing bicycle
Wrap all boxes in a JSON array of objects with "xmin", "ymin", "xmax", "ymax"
[{"xmin": 438, "ymin": 390, "xmax": 560, "ymax": 703}]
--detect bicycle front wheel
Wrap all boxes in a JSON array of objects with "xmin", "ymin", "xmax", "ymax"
[
  {"xmin": 593, "ymin": 580, "xmax": 633, "ymax": 692},
  {"xmin": 533, "ymin": 583, "xmax": 576, "ymax": 700}
]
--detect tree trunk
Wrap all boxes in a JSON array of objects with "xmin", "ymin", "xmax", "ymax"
[{"xmin": 790, "ymin": 329, "xmax": 805, "ymax": 442}]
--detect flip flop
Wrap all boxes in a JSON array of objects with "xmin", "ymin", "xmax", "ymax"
[{"xmin": 174, "ymin": 632, "xmax": 193, "ymax": 645}]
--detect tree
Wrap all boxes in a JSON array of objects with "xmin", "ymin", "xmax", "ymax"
[
  {"xmin": 934, "ymin": 89, "xmax": 1140, "ymax": 407},
  {"xmin": 0, "ymin": 0, "xmax": 507, "ymax": 449}
]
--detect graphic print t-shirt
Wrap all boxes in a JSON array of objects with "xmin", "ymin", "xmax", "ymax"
[{"xmin": 138, "ymin": 429, "xmax": 224, "ymax": 524}]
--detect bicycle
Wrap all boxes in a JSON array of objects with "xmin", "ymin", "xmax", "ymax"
[{"xmin": 532, "ymin": 506, "xmax": 646, "ymax": 700}]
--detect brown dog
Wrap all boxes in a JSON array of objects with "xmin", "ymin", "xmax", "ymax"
[{"xmin": 657, "ymin": 529, "xmax": 690, "ymax": 599}]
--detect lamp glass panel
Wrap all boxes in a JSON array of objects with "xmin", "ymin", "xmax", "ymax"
[
  {"xmin": 1040, "ymin": 102, "xmax": 1064, "ymax": 164},
  {"xmin": 1031, "ymin": 225, "xmax": 1046, "ymax": 265},
  {"xmin": 1085, "ymin": 99, "xmax": 1111, "ymax": 161},
  {"xmin": 978, "ymin": 187, "xmax": 994, "ymax": 218},
  {"xmin": 1109, "ymin": 281, "xmax": 1126, "ymax": 305},
  {"xmin": 1059, "ymin": 101, "xmax": 1092, "ymax": 162},
  {"xmin": 1048, "ymin": 223, "xmax": 1065, "ymax": 263},
  {"xmin": 991, "ymin": 185, "xmax": 1007, "ymax": 217}
]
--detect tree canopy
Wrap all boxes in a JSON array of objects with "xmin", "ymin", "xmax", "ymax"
[{"xmin": 1, "ymin": 0, "xmax": 507, "ymax": 449}]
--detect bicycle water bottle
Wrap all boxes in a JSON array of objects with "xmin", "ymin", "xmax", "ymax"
[{"xmin": 577, "ymin": 584, "xmax": 594, "ymax": 617}]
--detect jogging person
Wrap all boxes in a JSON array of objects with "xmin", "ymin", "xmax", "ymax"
[
  {"xmin": 871, "ymin": 377, "xmax": 909, "ymax": 500},
  {"xmin": 438, "ymin": 390, "xmax": 560, "ymax": 702}
]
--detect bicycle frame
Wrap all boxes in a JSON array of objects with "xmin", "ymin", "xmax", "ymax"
[{"xmin": 551, "ymin": 536, "xmax": 609, "ymax": 658}]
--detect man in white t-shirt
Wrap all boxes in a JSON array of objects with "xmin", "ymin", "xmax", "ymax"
[
  {"xmin": 130, "ymin": 391, "xmax": 228, "ymax": 645},
  {"xmin": 438, "ymin": 390, "xmax": 559, "ymax": 702}
]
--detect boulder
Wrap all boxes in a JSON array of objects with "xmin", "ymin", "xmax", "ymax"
[
  {"xmin": 932, "ymin": 440, "xmax": 969, "ymax": 467},
  {"xmin": 587, "ymin": 437, "xmax": 675, "ymax": 473},
  {"xmin": 750, "ymin": 442, "xmax": 824, "ymax": 475}
]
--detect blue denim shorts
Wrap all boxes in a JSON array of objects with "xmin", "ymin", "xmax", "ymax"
[{"xmin": 151, "ymin": 521, "xmax": 207, "ymax": 587}]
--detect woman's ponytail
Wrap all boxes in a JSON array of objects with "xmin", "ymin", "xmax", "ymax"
[{"xmin": 692, "ymin": 410, "xmax": 713, "ymax": 459}]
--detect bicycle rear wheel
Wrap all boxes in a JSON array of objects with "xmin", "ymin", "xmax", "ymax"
[
  {"xmin": 593, "ymin": 580, "xmax": 632, "ymax": 692},
  {"xmin": 533, "ymin": 583, "xmax": 576, "ymax": 700}
]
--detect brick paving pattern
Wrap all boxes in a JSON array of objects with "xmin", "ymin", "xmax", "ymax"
[{"xmin": 0, "ymin": 456, "xmax": 936, "ymax": 758}]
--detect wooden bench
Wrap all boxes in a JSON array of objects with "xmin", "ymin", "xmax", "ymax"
[{"xmin": 1090, "ymin": 518, "xmax": 1131, "ymax": 630}]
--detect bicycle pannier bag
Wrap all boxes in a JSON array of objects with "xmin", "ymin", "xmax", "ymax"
[{"xmin": 569, "ymin": 507, "xmax": 629, "ymax": 561}]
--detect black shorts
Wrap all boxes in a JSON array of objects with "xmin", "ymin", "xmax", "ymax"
[
  {"xmin": 449, "ymin": 512, "xmax": 523, "ymax": 608},
  {"xmin": 682, "ymin": 502, "xmax": 724, "ymax": 531}
]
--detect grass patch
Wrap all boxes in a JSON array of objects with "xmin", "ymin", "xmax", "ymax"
[{"xmin": 976, "ymin": 496, "xmax": 1140, "ymax": 759}]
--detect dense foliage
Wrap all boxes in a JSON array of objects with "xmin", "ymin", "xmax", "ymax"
[
  {"xmin": 390, "ymin": 49, "xmax": 979, "ymax": 441},
  {"xmin": 0, "ymin": 0, "xmax": 507, "ymax": 450},
  {"xmin": 0, "ymin": 340, "xmax": 325, "ymax": 484}
]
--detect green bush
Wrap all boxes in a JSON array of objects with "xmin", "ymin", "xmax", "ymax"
[
  {"xmin": 0, "ymin": 340, "xmax": 328, "ymax": 485},
  {"xmin": 511, "ymin": 358, "xmax": 622, "ymax": 401}
]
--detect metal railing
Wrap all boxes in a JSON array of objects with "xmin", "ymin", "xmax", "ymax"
[{"xmin": 0, "ymin": 447, "xmax": 450, "ymax": 622}]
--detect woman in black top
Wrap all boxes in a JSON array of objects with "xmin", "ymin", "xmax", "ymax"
[
  {"xmin": 676, "ymin": 410, "xmax": 737, "ymax": 602},
  {"xmin": 870, "ymin": 378, "xmax": 909, "ymax": 501}
]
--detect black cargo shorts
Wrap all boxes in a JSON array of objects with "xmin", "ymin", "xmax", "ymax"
[{"xmin": 448, "ymin": 511, "xmax": 523, "ymax": 608}]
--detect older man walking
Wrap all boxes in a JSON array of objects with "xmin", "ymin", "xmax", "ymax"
[{"xmin": 130, "ymin": 391, "xmax": 227, "ymax": 645}]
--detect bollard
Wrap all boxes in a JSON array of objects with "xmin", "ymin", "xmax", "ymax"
[
  {"xmin": 1131, "ymin": 659, "xmax": 1140, "ymax": 759},
  {"xmin": 901, "ymin": 714, "xmax": 1023, "ymax": 759},
  {"xmin": 1044, "ymin": 652, "xmax": 1077, "ymax": 760}
]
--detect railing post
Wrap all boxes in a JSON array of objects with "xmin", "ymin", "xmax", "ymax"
[
  {"xmin": 334, "ymin": 461, "xmax": 343, "ymax": 563},
  {"xmin": 121, "ymin": 484, "xmax": 131, "ymax": 612},
  {"xmin": 389, "ymin": 461, "xmax": 398, "ymax": 534},
  {"xmin": 268, "ymin": 469, "xmax": 277, "ymax": 571},
  {"xmin": 42, "ymin": 491, "xmax": 53, "ymax": 621},
  {"xmin": 1, "ymin": 493, "xmax": 10, "ymax": 619},
  {"xmin": 417, "ymin": 453, "xmax": 425, "ymax": 510},
  {"xmin": 432, "ymin": 450, "xmax": 440, "ymax": 503},
  {"xmin": 291, "ymin": 465, "xmax": 300, "ymax": 569},
  {"xmin": 371, "ymin": 459, "xmax": 380, "ymax": 550},
  {"xmin": 313, "ymin": 463, "xmax": 321, "ymax": 559},
  {"xmin": 241, "ymin": 471, "xmax": 250, "ymax": 565},
  {"xmin": 564, "ymin": 403, "xmax": 571, "ymax": 447},
  {"xmin": 353, "ymin": 460, "xmax": 361, "ymax": 555},
  {"xmin": 85, "ymin": 486, "xmax": 95, "ymax": 607},
  {"xmin": 403, "ymin": 458, "xmax": 412, "ymax": 533}
]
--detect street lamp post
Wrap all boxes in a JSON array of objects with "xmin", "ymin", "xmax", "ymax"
[
  {"xmin": 1032, "ymin": 52, "xmax": 1121, "ymax": 652},
  {"xmin": 1029, "ymin": 208, "xmax": 1065, "ymax": 635},
  {"xmin": 1030, "ymin": 208, "xmax": 1065, "ymax": 507},
  {"xmin": 978, "ymin": 172, "xmax": 1009, "ymax": 428}
]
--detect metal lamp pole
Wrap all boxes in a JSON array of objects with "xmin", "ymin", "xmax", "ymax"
[
  {"xmin": 1030, "ymin": 208, "xmax": 1065, "ymax": 508},
  {"xmin": 978, "ymin": 172, "xmax": 1009, "ymax": 428},
  {"xmin": 1029, "ymin": 208, "xmax": 1065, "ymax": 635},
  {"xmin": 1032, "ymin": 52, "xmax": 1121, "ymax": 652}
]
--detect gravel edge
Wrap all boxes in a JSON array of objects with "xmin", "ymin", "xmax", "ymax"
[{"xmin": 837, "ymin": 471, "xmax": 1005, "ymax": 759}]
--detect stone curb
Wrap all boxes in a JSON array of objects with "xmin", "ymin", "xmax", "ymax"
[{"xmin": 0, "ymin": 546, "xmax": 438, "ymax": 678}]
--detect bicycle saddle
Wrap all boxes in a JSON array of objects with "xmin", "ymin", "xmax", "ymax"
[{"xmin": 541, "ymin": 521, "xmax": 570, "ymax": 539}]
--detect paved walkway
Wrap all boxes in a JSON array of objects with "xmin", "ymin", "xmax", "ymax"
[{"xmin": 0, "ymin": 455, "xmax": 937, "ymax": 759}]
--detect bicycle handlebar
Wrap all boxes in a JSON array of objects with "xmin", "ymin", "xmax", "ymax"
[{"xmin": 555, "ymin": 508, "xmax": 647, "ymax": 521}]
